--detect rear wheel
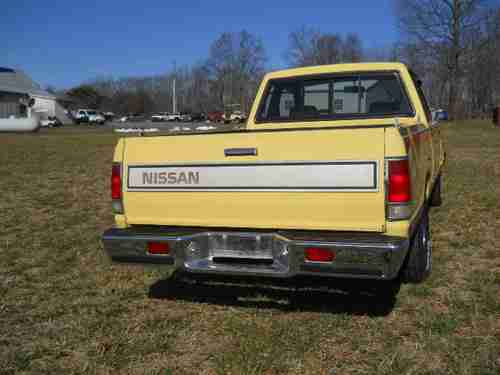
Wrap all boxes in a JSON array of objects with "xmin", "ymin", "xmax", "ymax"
[{"xmin": 402, "ymin": 210, "xmax": 432, "ymax": 283}]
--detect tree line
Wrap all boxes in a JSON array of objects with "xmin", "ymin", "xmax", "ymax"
[
  {"xmin": 65, "ymin": 1, "xmax": 500, "ymax": 120},
  {"xmin": 394, "ymin": 0, "xmax": 500, "ymax": 119},
  {"xmin": 66, "ymin": 30, "xmax": 267, "ymax": 116}
]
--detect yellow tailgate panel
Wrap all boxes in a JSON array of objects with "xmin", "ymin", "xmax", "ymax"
[{"xmin": 122, "ymin": 128, "xmax": 387, "ymax": 232}]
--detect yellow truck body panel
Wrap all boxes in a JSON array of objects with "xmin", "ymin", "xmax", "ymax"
[{"xmin": 121, "ymin": 127, "xmax": 386, "ymax": 231}]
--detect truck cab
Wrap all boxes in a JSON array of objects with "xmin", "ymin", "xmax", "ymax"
[{"xmin": 102, "ymin": 63, "xmax": 445, "ymax": 294}]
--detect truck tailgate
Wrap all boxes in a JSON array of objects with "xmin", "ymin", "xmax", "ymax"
[{"xmin": 122, "ymin": 128, "xmax": 386, "ymax": 232}]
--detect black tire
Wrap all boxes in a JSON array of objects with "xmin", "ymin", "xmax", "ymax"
[
  {"xmin": 402, "ymin": 210, "xmax": 432, "ymax": 283},
  {"xmin": 430, "ymin": 174, "xmax": 443, "ymax": 207}
]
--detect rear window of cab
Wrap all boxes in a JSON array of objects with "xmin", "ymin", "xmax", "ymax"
[{"xmin": 256, "ymin": 72, "xmax": 414, "ymax": 123}]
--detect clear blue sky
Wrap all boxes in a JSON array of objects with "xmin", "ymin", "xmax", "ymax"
[{"xmin": 1, "ymin": 0, "xmax": 399, "ymax": 89}]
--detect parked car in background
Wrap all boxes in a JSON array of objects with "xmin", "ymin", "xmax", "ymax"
[
  {"xmin": 118, "ymin": 116, "xmax": 129, "ymax": 123},
  {"xmin": 207, "ymin": 111, "xmax": 224, "ymax": 123},
  {"xmin": 75, "ymin": 109, "xmax": 105, "ymax": 125},
  {"xmin": 151, "ymin": 113, "xmax": 169, "ymax": 122},
  {"xmin": 191, "ymin": 112, "xmax": 206, "ymax": 122},
  {"xmin": 167, "ymin": 113, "xmax": 182, "ymax": 121},
  {"xmin": 103, "ymin": 112, "xmax": 115, "ymax": 122},
  {"xmin": 127, "ymin": 114, "xmax": 148, "ymax": 122},
  {"xmin": 40, "ymin": 116, "xmax": 63, "ymax": 128},
  {"xmin": 181, "ymin": 113, "xmax": 192, "ymax": 122},
  {"xmin": 224, "ymin": 110, "xmax": 247, "ymax": 124}
]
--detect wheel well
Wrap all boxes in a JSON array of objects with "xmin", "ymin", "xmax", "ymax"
[
  {"xmin": 398, "ymin": 205, "xmax": 430, "ymax": 283},
  {"xmin": 424, "ymin": 173, "xmax": 431, "ymax": 202}
]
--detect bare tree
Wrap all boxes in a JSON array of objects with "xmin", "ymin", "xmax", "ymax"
[
  {"xmin": 285, "ymin": 27, "xmax": 364, "ymax": 67},
  {"xmin": 205, "ymin": 30, "xmax": 267, "ymax": 112},
  {"xmin": 395, "ymin": 0, "xmax": 494, "ymax": 118},
  {"xmin": 313, "ymin": 34, "xmax": 343, "ymax": 65},
  {"xmin": 463, "ymin": 6, "xmax": 500, "ymax": 116},
  {"xmin": 342, "ymin": 33, "xmax": 364, "ymax": 63},
  {"xmin": 68, "ymin": 31, "xmax": 266, "ymax": 115},
  {"xmin": 285, "ymin": 26, "xmax": 317, "ymax": 67}
]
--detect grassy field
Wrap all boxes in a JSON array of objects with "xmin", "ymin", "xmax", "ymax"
[{"xmin": 1, "ymin": 121, "xmax": 499, "ymax": 374}]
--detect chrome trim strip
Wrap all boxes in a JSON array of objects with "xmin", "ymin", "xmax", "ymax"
[
  {"xmin": 126, "ymin": 159, "xmax": 377, "ymax": 167},
  {"xmin": 126, "ymin": 160, "xmax": 379, "ymax": 192},
  {"xmin": 134, "ymin": 124, "xmax": 397, "ymax": 138},
  {"xmin": 384, "ymin": 156, "xmax": 408, "ymax": 160}
]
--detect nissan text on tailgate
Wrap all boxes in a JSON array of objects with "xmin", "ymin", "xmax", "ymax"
[{"xmin": 102, "ymin": 63, "xmax": 445, "ymax": 297}]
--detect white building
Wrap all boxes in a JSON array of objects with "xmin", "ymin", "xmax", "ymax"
[{"xmin": 0, "ymin": 67, "xmax": 71, "ymax": 123}]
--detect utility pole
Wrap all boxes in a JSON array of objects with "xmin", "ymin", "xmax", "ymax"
[
  {"xmin": 172, "ymin": 78, "xmax": 177, "ymax": 113},
  {"xmin": 151, "ymin": 77, "xmax": 155, "ymax": 111},
  {"xmin": 172, "ymin": 60, "xmax": 177, "ymax": 113}
]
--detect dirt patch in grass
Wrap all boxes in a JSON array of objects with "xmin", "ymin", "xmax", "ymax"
[{"xmin": 1, "ymin": 122, "xmax": 499, "ymax": 374}]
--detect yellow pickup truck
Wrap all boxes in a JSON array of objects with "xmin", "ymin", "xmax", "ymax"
[{"xmin": 103, "ymin": 63, "xmax": 444, "ymax": 293}]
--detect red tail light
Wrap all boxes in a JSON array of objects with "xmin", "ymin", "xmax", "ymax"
[
  {"xmin": 305, "ymin": 247, "xmax": 335, "ymax": 262},
  {"xmin": 147, "ymin": 242, "xmax": 170, "ymax": 255},
  {"xmin": 388, "ymin": 159, "xmax": 411, "ymax": 203},
  {"xmin": 111, "ymin": 163, "xmax": 122, "ymax": 200}
]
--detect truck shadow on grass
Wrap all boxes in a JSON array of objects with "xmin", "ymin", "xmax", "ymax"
[{"xmin": 148, "ymin": 275, "xmax": 399, "ymax": 316}]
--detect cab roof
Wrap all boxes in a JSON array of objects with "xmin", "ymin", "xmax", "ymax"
[{"xmin": 265, "ymin": 62, "xmax": 408, "ymax": 80}]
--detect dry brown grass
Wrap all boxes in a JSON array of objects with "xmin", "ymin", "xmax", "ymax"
[{"xmin": 0, "ymin": 121, "xmax": 499, "ymax": 374}]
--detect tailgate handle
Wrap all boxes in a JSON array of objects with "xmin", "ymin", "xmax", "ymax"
[{"xmin": 224, "ymin": 148, "xmax": 258, "ymax": 157}]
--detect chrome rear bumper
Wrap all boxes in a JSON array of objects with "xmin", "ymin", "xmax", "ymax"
[{"xmin": 102, "ymin": 227, "xmax": 409, "ymax": 280}]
